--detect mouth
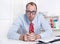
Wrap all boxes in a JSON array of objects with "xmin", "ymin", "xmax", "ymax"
[{"xmin": 29, "ymin": 17, "xmax": 34, "ymax": 21}]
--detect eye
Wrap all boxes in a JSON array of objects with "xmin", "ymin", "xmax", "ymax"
[{"xmin": 32, "ymin": 11, "xmax": 36, "ymax": 14}]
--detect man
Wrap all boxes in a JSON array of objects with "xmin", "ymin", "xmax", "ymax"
[{"xmin": 7, "ymin": 2, "xmax": 53, "ymax": 42}]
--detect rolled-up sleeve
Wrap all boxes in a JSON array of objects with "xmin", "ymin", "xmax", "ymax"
[
  {"xmin": 40, "ymin": 15, "xmax": 53, "ymax": 39},
  {"xmin": 7, "ymin": 17, "xmax": 22, "ymax": 40}
]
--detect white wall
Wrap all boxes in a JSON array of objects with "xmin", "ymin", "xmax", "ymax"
[
  {"xmin": 14, "ymin": 0, "xmax": 60, "ymax": 19},
  {"xmin": 0, "ymin": 0, "xmax": 60, "ymax": 41},
  {"xmin": 0, "ymin": 0, "xmax": 13, "ymax": 40}
]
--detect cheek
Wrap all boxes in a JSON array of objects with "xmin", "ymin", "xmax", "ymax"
[
  {"xmin": 29, "ymin": 15, "xmax": 35, "ymax": 18},
  {"xmin": 26, "ymin": 14, "xmax": 29, "ymax": 17},
  {"xmin": 32, "ymin": 15, "xmax": 35, "ymax": 18},
  {"xmin": 26, "ymin": 14, "xmax": 35, "ymax": 19}
]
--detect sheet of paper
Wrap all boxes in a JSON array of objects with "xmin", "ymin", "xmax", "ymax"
[{"xmin": 35, "ymin": 36, "xmax": 60, "ymax": 43}]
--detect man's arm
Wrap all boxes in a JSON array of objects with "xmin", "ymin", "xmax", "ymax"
[
  {"xmin": 40, "ymin": 15, "xmax": 53, "ymax": 39},
  {"xmin": 7, "ymin": 17, "xmax": 23, "ymax": 40}
]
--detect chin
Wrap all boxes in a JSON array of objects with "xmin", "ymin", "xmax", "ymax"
[
  {"xmin": 29, "ymin": 18, "xmax": 34, "ymax": 21},
  {"xmin": 29, "ymin": 19, "xmax": 34, "ymax": 21}
]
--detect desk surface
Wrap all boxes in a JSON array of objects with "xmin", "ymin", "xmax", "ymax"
[
  {"xmin": 0, "ymin": 39, "xmax": 37, "ymax": 44},
  {"xmin": 0, "ymin": 37, "xmax": 60, "ymax": 44}
]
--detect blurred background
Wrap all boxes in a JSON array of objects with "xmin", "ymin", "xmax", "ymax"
[{"xmin": 0, "ymin": 0, "xmax": 60, "ymax": 41}]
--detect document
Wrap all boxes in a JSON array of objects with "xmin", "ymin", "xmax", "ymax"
[{"xmin": 36, "ymin": 37, "xmax": 60, "ymax": 44}]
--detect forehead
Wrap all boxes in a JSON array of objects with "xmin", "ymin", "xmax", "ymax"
[{"xmin": 26, "ymin": 4, "xmax": 36, "ymax": 11}]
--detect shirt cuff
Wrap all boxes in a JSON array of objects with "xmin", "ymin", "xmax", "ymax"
[
  {"xmin": 14, "ymin": 33, "xmax": 21, "ymax": 40},
  {"xmin": 40, "ymin": 32, "xmax": 53, "ymax": 39}
]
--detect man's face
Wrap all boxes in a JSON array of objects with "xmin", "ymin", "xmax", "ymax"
[{"xmin": 26, "ymin": 4, "xmax": 37, "ymax": 21}]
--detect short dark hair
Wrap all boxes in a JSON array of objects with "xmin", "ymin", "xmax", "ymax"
[{"xmin": 26, "ymin": 2, "xmax": 37, "ymax": 10}]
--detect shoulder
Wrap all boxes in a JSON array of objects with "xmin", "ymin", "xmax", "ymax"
[
  {"xmin": 37, "ymin": 12, "xmax": 45, "ymax": 19},
  {"xmin": 17, "ymin": 14, "xmax": 26, "ymax": 20},
  {"xmin": 14, "ymin": 14, "xmax": 25, "ymax": 22},
  {"xmin": 18, "ymin": 14, "xmax": 25, "ymax": 18}
]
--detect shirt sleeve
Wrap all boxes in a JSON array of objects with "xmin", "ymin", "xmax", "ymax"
[
  {"xmin": 7, "ymin": 17, "xmax": 22, "ymax": 40},
  {"xmin": 40, "ymin": 15, "xmax": 53, "ymax": 39}
]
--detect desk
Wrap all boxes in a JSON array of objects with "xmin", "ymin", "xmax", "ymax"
[
  {"xmin": 36, "ymin": 36, "xmax": 60, "ymax": 44},
  {"xmin": 0, "ymin": 37, "xmax": 60, "ymax": 44},
  {"xmin": 0, "ymin": 38, "xmax": 37, "ymax": 44}
]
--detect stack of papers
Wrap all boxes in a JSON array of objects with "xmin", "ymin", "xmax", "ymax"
[{"xmin": 36, "ymin": 36, "xmax": 60, "ymax": 44}]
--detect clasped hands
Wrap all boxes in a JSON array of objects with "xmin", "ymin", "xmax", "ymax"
[{"xmin": 20, "ymin": 32, "xmax": 41, "ymax": 42}]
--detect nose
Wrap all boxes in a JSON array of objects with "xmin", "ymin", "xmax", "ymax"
[{"xmin": 30, "ymin": 13, "xmax": 33, "ymax": 16}]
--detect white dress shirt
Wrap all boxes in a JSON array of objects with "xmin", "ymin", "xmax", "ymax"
[{"xmin": 7, "ymin": 13, "xmax": 53, "ymax": 40}]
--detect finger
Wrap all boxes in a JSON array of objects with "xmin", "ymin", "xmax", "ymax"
[
  {"xmin": 24, "ymin": 35, "xmax": 28, "ymax": 41},
  {"xmin": 28, "ymin": 36, "xmax": 36, "ymax": 41},
  {"xmin": 26, "ymin": 32, "xmax": 30, "ymax": 36}
]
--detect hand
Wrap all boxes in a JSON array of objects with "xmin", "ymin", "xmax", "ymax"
[
  {"xmin": 19, "ymin": 33, "xmax": 41, "ymax": 41},
  {"xmin": 19, "ymin": 35, "xmax": 24, "ymax": 41},
  {"xmin": 24, "ymin": 33, "xmax": 41, "ymax": 41},
  {"xmin": 23, "ymin": 34, "xmax": 28, "ymax": 41},
  {"xmin": 22, "ymin": 33, "xmax": 30, "ymax": 41},
  {"xmin": 27, "ymin": 33, "xmax": 36, "ymax": 41},
  {"xmin": 35, "ymin": 34, "xmax": 41, "ymax": 40},
  {"xmin": 19, "ymin": 34, "xmax": 28, "ymax": 41}
]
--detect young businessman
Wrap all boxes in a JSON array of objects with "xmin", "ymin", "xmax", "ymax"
[{"xmin": 7, "ymin": 2, "xmax": 53, "ymax": 42}]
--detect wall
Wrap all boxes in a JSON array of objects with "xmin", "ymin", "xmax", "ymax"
[
  {"xmin": 14, "ymin": 0, "xmax": 60, "ymax": 19},
  {"xmin": 0, "ymin": 0, "xmax": 13, "ymax": 40}
]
